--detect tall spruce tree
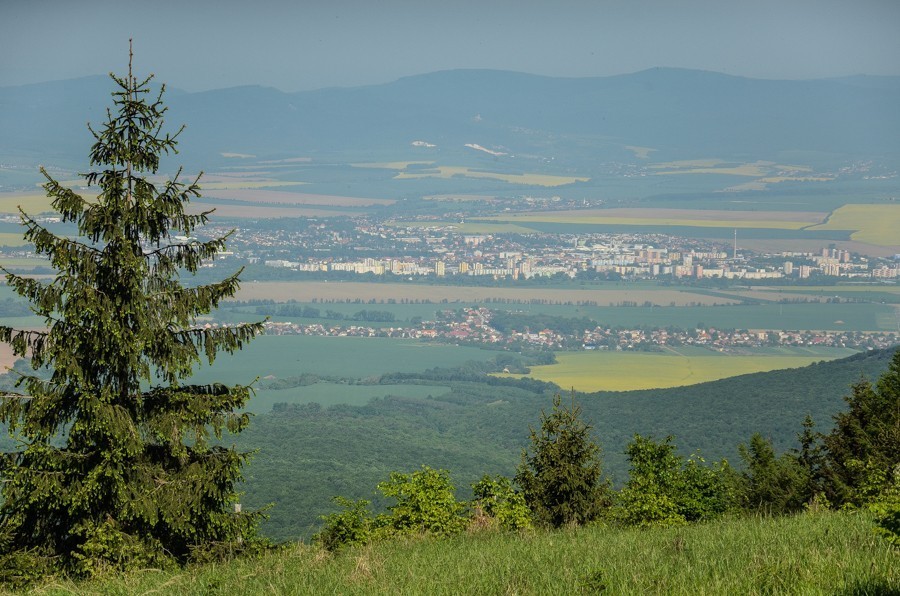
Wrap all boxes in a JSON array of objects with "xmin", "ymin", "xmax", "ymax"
[
  {"xmin": 0, "ymin": 45, "xmax": 264, "ymax": 576},
  {"xmin": 515, "ymin": 393, "xmax": 609, "ymax": 528},
  {"xmin": 823, "ymin": 349, "xmax": 900, "ymax": 506}
]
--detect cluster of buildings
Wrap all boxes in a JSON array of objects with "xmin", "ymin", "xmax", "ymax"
[
  {"xmin": 252, "ymin": 308, "xmax": 899, "ymax": 353},
  {"xmin": 236, "ymin": 221, "xmax": 899, "ymax": 282}
]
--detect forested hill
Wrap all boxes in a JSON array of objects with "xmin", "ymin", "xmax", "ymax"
[
  {"xmin": 3, "ymin": 69, "xmax": 899, "ymax": 168},
  {"xmin": 579, "ymin": 347, "xmax": 897, "ymax": 467},
  {"xmin": 236, "ymin": 346, "xmax": 896, "ymax": 541}
]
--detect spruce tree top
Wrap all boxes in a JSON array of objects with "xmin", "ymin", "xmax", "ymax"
[{"xmin": 0, "ymin": 43, "xmax": 264, "ymax": 577}]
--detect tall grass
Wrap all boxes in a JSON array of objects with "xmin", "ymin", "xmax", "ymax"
[{"xmin": 19, "ymin": 510, "xmax": 898, "ymax": 595}]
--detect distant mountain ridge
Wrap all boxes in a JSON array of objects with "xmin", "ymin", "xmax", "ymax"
[{"xmin": 2, "ymin": 68, "xmax": 899, "ymax": 169}]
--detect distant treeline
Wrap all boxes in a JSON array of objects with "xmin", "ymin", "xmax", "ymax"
[{"xmin": 256, "ymin": 303, "xmax": 396, "ymax": 322}]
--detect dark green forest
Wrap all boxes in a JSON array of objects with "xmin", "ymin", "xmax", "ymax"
[{"xmin": 234, "ymin": 347, "xmax": 897, "ymax": 540}]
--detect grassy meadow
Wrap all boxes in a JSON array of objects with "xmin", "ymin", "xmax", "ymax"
[
  {"xmin": 498, "ymin": 346, "xmax": 857, "ymax": 392},
  {"xmin": 26, "ymin": 511, "xmax": 897, "ymax": 595}
]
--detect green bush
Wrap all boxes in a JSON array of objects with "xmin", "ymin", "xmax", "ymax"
[
  {"xmin": 313, "ymin": 497, "xmax": 373, "ymax": 551},
  {"xmin": 471, "ymin": 475, "xmax": 532, "ymax": 531},
  {"xmin": 616, "ymin": 435, "xmax": 735, "ymax": 527},
  {"xmin": 375, "ymin": 466, "xmax": 466, "ymax": 538}
]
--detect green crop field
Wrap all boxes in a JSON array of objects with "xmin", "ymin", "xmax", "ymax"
[
  {"xmin": 188, "ymin": 335, "xmax": 497, "ymax": 387},
  {"xmin": 499, "ymin": 346, "xmax": 858, "ymax": 392}
]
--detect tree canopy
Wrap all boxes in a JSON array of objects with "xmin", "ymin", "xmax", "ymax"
[
  {"xmin": 0, "ymin": 45, "xmax": 264, "ymax": 578},
  {"xmin": 515, "ymin": 393, "xmax": 609, "ymax": 528}
]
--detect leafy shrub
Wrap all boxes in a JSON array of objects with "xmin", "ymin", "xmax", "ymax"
[
  {"xmin": 616, "ymin": 435, "xmax": 736, "ymax": 527},
  {"xmin": 471, "ymin": 475, "xmax": 532, "ymax": 531},
  {"xmin": 375, "ymin": 466, "xmax": 466, "ymax": 538},
  {"xmin": 314, "ymin": 497, "xmax": 373, "ymax": 551}
]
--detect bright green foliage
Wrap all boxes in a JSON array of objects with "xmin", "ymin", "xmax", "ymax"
[
  {"xmin": 471, "ymin": 474, "xmax": 532, "ymax": 531},
  {"xmin": 0, "ymin": 50, "xmax": 264, "ymax": 577},
  {"xmin": 823, "ymin": 349, "xmax": 900, "ymax": 506},
  {"xmin": 515, "ymin": 393, "xmax": 609, "ymax": 528},
  {"xmin": 617, "ymin": 435, "xmax": 684, "ymax": 527},
  {"xmin": 616, "ymin": 435, "xmax": 736, "ymax": 527},
  {"xmin": 869, "ymin": 464, "xmax": 900, "ymax": 547},
  {"xmin": 738, "ymin": 433, "xmax": 807, "ymax": 515},
  {"xmin": 313, "ymin": 497, "xmax": 373, "ymax": 551},
  {"xmin": 375, "ymin": 465, "xmax": 466, "ymax": 537}
]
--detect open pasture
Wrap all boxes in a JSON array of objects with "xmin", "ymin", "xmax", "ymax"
[
  {"xmin": 807, "ymin": 204, "xmax": 900, "ymax": 247},
  {"xmin": 394, "ymin": 165, "xmax": 589, "ymax": 187},
  {"xmin": 485, "ymin": 207, "xmax": 825, "ymax": 230},
  {"xmin": 501, "ymin": 346, "xmax": 857, "ymax": 392},
  {"xmin": 233, "ymin": 281, "xmax": 740, "ymax": 306}
]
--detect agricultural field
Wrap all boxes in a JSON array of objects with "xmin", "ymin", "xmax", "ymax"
[
  {"xmin": 201, "ymin": 188, "xmax": 395, "ymax": 207},
  {"xmin": 232, "ymin": 281, "xmax": 740, "ymax": 306},
  {"xmin": 500, "ymin": 346, "xmax": 858, "ymax": 392},
  {"xmin": 0, "ymin": 193, "xmax": 57, "ymax": 215},
  {"xmin": 0, "ymin": 233, "xmax": 28, "ymax": 247},
  {"xmin": 483, "ymin": 207, "xmax": 826, "ymax": 230},
  {"xmin": 0, "ymin": 258, "xmax": 48, "ymax": 269},
  {"xmin": 649, "ymin": 159, "xmax": 824, "ymax": 178},
  {"xmin": 807, "ymin": 204, "xmax": 900, "ymax": 247},
  {"xmin": 393, "ymin": 165, "xmax": 589, "ymax": 187},
  {"xmin": 351, "ymin": 161, "xmax": 435, "ymax": 170},
  {"xmin": 188, "ymin": 334, "xmax": 496, "ymax": 387}
]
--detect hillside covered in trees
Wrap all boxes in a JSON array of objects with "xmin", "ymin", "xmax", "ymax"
[{"xmin": 236, "ymin": 347, "xmax": 897, "ymax": 540}]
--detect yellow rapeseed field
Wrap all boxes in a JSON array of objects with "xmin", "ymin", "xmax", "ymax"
[
  {"xmin": 808, "ymin": 204, "xmax": 900, "ymax": 246},
  {"xmin": 499, "ymin": 349, "xmax": 848, "ymax": 392}
]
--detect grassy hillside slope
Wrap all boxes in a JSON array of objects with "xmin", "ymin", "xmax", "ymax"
[{"xmin": 23, "ymin": 510, "xmax": 897, "ymax": 595}]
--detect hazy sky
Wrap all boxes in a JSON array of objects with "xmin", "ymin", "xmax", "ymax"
[{"xmin": 3, "ymin": 0, "xmax": 900, "ymax": 92}]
